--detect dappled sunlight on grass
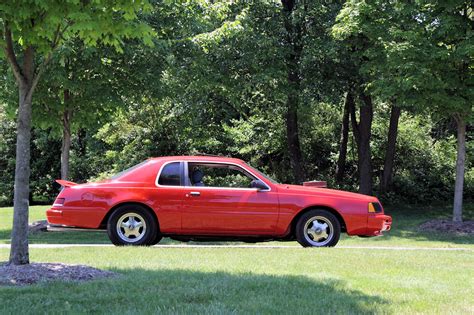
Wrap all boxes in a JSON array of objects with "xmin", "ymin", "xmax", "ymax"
[
  {"xmin": 0, "ymin": 245, "xmax": 472, "ymax": 313},
  {"xmin": 0, "ymin": 268, "xmax": 387, "ymax": 314},
  {"xmin": 0, "ymin": 203, "xmax": 472, "ymax": 313}
]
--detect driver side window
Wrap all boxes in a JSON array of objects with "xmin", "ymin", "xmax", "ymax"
[{"xmin": 188, "ymin": 163, "xmax": 256, "ymax": 188}]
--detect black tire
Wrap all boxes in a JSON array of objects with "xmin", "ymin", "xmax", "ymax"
[
  {"xmin": 150, "ymin": 233, "xmax": 163, "ymax": 245},
  {"xmin": 107, "ymin": 204, "xmax": 158, "ymax": 246},
  {"xmin": 295, "ymin": 209, "xmax": 341, "ymax": 247}
]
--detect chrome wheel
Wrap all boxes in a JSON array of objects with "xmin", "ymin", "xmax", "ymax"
[
  {"xmin": 116, "ymin": 212, "xmax": 147, "ymax": 243},
  {"xmin": 303, "ymin": 216, "xmax": 334, "ymax": 246}
]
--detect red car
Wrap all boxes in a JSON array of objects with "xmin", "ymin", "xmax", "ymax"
[{"xmin": 47, "ymin": 156, "xmax": 391, "ymax": 247}]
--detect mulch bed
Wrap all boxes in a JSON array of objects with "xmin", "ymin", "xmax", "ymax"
[
  {"xmin": 0, "ymin": 262, "xmax": 116, "ymax": 286},
  {"xmin": 29, "ymin": 220, "xmax": 49, "ymax": 233},
  {"xmin": 419, "ymin": 219, "xmax": 474, "ymax": 235}
]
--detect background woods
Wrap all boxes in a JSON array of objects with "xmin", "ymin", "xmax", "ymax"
[{"xmin": 1, "ymin": 0, "xmax": 472, "ymax": 223}]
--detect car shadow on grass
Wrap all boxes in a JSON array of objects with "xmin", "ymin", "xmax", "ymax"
[{"xmin": 0, "ymin": 269, "xmax": 388, "ymax": 314}]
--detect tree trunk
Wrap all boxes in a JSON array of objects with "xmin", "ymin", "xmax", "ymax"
[
  {"xmin": 9, "ymin": 45, "xmax": 35, "ymax": 265},
  {"xmin": 380, "ymin": 105, "xmax": 401, "ymax": 192},
  {"xmin": 453, "ymin": 114, "xmax": 466, "ymax": 223},
  {"xmin": 286, "ymin": 95, "xmax": 304, "ymax": 184},
  {"xmin": 282, "ymin": 0, "xmax": 304, "ymax": 184},
  {"xmin": 61, "ymin": 90, "xmax": 72, "ymax": 180},
  {"xmin": 77, "ymin": 128, "xmax": 87, "ymax": 157},
  {"xmin": 10, "ymin": 87, "xmax": 33, "ymax": 265},
  {"xmin": 350, "ymin": 93, "xmax": 374, "ymax": 196},
  {"xmin": 336, "ymin": 91, "xmax": 353, "ymax": 182}
]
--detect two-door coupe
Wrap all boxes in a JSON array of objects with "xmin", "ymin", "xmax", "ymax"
[{"xmin": 47, "ymin": 156, "xmax": 392, "ymax": 247}]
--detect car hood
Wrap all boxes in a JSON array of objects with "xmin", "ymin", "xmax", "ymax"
[{"xmin": 276, "ymin": 184, "xmax": 377, "ymax": 202}]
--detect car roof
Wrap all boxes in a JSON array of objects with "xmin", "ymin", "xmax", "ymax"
[{"xmin": 148, "ymin": 155, "xmax": 246, "ymax": 164}]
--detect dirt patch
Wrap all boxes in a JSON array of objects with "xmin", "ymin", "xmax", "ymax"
[
  {"xmin": 419, "ymin": 219, "xmax": 474, "ymax": 235},
  {"xmin": 0, "ymin": 262, "xmax": 116, "ymax": 286}
]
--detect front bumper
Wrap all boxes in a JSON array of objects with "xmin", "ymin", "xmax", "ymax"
[{"xmin": 366, "ymin": 214, "xmax": 392, "ymax": 236}]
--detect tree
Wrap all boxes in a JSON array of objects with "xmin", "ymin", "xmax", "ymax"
[
  {"xmin": 0, "ymin": 1, "xmax": 153, "ymax": 265},
  {"xmin": 34, "ymin": 43, "xmax": 129, "ymax": 180},
  {"xmin": 281, "ymin": 0, "xmax": 305, "ymax": 184},
  {"xmin": 418, "ymin": 1, "xmax": 473, "ymax": 222},
  {"xmin": 381, "ymin": 104, "xmax": 401, "ymax": 192},
  {"xmin": 333, "ymin": 1, "xmax": 422, "ymax": 195},
  {"xmin": 334, "ymin": 0, "xmax": 473, "ymax": 217},
  {"xmin": 350, "ymin": 92, "xmax": 374, "ymax": 195},
  {"xmin": 280, "ymin": 0, "xmax": 344, "ymax": 184},
  {"xmin": 335, "ymin": 91, "xmax": 353, "ymax": 183}
]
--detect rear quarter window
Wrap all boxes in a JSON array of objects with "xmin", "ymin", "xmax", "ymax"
[{"xmin": 158, "ymin": 162, "xmax": 181, "ymax": 186}]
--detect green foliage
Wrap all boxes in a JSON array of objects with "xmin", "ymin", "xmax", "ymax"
[
  {"xmin": 0, "ymin": 105, "xmax": 62, "ymax": 206},
  {"xmin": 0, "ymin": 0, "xmax": 472, "ymax": 206},
  {"xmin": 0, "ymin": 105, "xmax": 15, "ymax": 206},
  {"xmin": 29, "ymin": 129, "xmax": 61, "ymax": 202},
  {"xmin": 30, "ymin": 43, "xmax": 125, "ymax": 136},
  {"xmin": 0, "ymin": 0, "xmax": 154, "ymax": 55},
  {"xmin": 377, "ymin": 114, "xmax": 469, "ymax": 204},
  {"xmin": 333, "ymin": 0, "xmax": 473, "ymax": 117}
]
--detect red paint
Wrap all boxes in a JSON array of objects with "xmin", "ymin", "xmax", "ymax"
[
  {"xmin": 46, "ymin": 156, "xmax": 392, "ymax": 239},
  {"xmin": 55, "ymin": 180, "xmax": 78, "ymax": 187}
]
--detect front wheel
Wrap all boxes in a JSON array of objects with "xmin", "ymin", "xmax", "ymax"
[
  {"xmin": 295, "ymin": 209, "xmax": 341, "ymax": 247},
  {"xmin": 107, "ymin": 204, "xmax": 158, "ymax": 246}
]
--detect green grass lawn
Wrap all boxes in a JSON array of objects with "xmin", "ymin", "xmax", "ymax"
[
  {"xmin": 1, "ymin": 204, "xmax": 473, "ymax": 248},
  {"xmin": 0, "ymin": 204, "xmax": 473, "ymax": 314}
]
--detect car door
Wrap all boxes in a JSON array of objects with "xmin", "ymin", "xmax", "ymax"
[
  {"xmin": 181, "ymin": 161, "xmax": 279, "ymax": 234},
  {"xmin": 152, "ymin": 161, "xmax": 186, "ymax": 233}
]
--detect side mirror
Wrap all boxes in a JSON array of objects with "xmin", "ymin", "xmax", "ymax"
[{"xmin": 251, "ymin": 179, "xmax": 268, "ymax": 191}]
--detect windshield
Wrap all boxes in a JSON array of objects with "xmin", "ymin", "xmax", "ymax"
[
  {"xmin": 110, "ymin": 160, "xmax": 148, "ymax": 180},
  {"xmin": 247, "ymin": 164, "xmax": 279, "ymax": 184}
]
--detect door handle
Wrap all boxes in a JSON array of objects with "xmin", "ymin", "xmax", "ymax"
[{"xmin": 188, "ymin": 191, "xmax": 200, "ymax": 197}]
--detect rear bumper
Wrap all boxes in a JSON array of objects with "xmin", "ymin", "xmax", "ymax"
[
  {"xmin": 365, "ymin": 214, "xmax": 392, "ymax": 236},
  {"xmin": 46, "ymin": 206, "xmax": 105, "ymax": 228},
  {"xmin": 46, "ymin": 208, "xmax": 64, "ymax": 225}
]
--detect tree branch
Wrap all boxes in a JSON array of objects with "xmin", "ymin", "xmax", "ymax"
[
  {"xmin": 27, "ymin": 22, "xmax": 70, "ymax": 100},
  {"xmin": 52, "ymin": 21, "xmax": 71, "ymax": 48},
  {"xmin": 51, "ymin": 24, "xmax": 61, "ymax": 48},
  {"xmin": 26, "ymin": 50, "xmax": 53, "ymax": 100},
  {"xmin": 3, "ymin": 23, "xmax": 26, "ymax": 85},
  {"xmin": 349, "ymin": 95, "xmax": 360, "ymax": 142}
]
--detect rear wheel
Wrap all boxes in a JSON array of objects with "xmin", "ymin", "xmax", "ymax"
[
  {"xmin": 295, "ymin": 209, "xmax": 340, "ymax": 247},
  {"xmin": 107, "ymin": 204, "xmax": 158, "ymax": 246}
]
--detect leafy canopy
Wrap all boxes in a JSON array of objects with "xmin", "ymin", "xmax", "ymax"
[
  {"xmin": 333, "ymin": 0, "xmax": 473, "ymax": 118},
  {"xmin": 0, "ymin": 0, "xmax": 154, "ymax": 58}
]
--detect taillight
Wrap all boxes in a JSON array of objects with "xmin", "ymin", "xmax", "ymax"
[
  {"xmin": 53, "ymin": 198, "xmax": 65, "ymax": 207},
  {"xmin": 368, "ymin": 202, "xmax": 383, "ymax": 213}
]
